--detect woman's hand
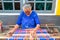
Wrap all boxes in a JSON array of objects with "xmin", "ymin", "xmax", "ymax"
[
  {"xmin": 6, "ymin": 24, "xmax": 19, "ymax": 37},
  {"xmin": 6, "ymin": 30, "xmax": 14, "ymax": 37},
  {"xmin": 30, "ymin": 29, "xmax": 36, "ymax": 37}
]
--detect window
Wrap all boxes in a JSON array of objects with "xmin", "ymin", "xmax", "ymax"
[
  {"xmin": 0, "ymin": 0, "xmax": 22, "ymax": 13},
  {"xmin": 26, "ymin": 0, "xmax": 56, "ymax": 13},
  {"xmin": 46, "ymin": 3, "xmax": 52, "ymax": 10},
  {"xmin": 14, "ymin": 0, "xmax": 20, "ymax": 1},
  {"xmin": 29, "ymin": 2, "xmax": 34, "ymax": 10},
  {"xmin": 28, "ymin": 0, "xmax": 34, "ymax": 1},
  {"xmin": 36, "ymin": 3, "xmax": 45, "ymax": 10},
  {"xmin": 4, "ymin": 2, "xmax": 13, "ymax": 10},
  {"xmin": 0, "ymin": 0, "xmax": 2, "ymax": 10},
  {"xmin": 3, "ymin": 0, "xmax": 12, "ymax": 1},
  {"xmin": 14, "ymin": 2, "xmax": 20, "ymax": 10},
  {"xmin": 0, "ymin": 2, "xmax": 2, "ymax": 10},
  {"xmin": 47, "ymin": 0, "xmax": 53, "ymax": 1},
  {"xmin": 0, "ymin": 0, "xmax": 56, "ymax": 13},
  {"xmin": 36, "ymin": 0, "xmax": 44, "ymax": 1}
]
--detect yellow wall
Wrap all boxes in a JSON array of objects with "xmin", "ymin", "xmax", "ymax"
[{"xmin": 56, "ymin": 0, "xmax": 60, "ymax": 15}]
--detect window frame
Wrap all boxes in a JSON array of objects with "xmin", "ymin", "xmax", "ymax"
[
  {"xmin": 26, "ymin": 0, "xmax": 56, "ymax": 13},
  {"xmin": 0, "ymin": 0, "xmax": 57, "ymax": 15},
  {"xmin": 0, "ymin": 0, "xmax": 23, "ymax": 13}
]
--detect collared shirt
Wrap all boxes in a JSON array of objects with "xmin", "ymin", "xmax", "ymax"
[{"xmin": 16, "ymin": 10, "xmax": 40, "ymax": 29}]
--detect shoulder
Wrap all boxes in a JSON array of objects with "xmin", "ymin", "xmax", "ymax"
[
  {"xmin": 19, "ymin": 10, "xmax": 25, "ymax": 15},
  {"xmin": 32, "ymin": 10, "xmax": 37, "ymax": 14},
  {"xmin": 32, "ymin": 10, "xmax": 38, "ymax": 17}
]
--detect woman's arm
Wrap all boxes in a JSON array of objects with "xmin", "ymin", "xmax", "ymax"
[
  {"xmin": 34, "ymin": 24, "xmax": 40, "ymax": 32},
  {"xmin": 7, "ymin": 24, "xmax": 19, "ymax": 37}
]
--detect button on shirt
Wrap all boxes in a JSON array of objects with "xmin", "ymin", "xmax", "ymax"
[{"xmin": 16, "ymin": 10, "xmax": 40, "ymax": 29}]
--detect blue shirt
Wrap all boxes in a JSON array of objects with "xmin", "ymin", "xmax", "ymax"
[{"xmin": 16, "ymin": 10, "xmax": 40, "ymax": 29}]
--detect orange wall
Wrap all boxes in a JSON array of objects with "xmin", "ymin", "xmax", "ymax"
[{"xmin": 56, "ymin": 0, "xmax": 60, "ymax": 15}]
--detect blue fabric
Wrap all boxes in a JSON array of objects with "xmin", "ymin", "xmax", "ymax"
[{"xmin": 16, "ymin": 10, "xmax": 40, "ymax": 29}]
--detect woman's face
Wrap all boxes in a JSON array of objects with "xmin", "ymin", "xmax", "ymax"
[{"xmin": 24, "ymin": 7, "xmax": 31, "ymax": 15}]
